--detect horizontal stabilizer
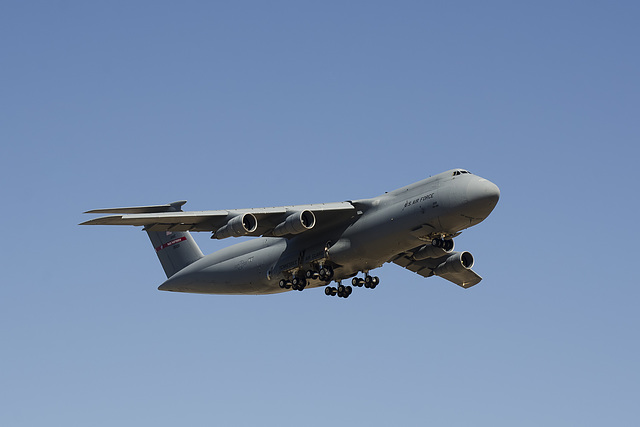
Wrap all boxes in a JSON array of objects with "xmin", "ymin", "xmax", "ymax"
[{"xmin": 84, "ymin": 200, "xmax": 187, "ymax": 214}]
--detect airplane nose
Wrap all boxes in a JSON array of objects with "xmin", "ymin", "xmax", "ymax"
[{"xmin": 465, "ymin": 178, "xmax": 500, "ymax": 219}]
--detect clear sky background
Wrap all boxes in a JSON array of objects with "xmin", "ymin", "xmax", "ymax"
[{"xmin": 1, "ymin": 1, "xmax": 638, "ymax": 426}]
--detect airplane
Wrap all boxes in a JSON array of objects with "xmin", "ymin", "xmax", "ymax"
[{"xmin": 81, "ymin": 169, "xmax": 499, "ymax": 299}]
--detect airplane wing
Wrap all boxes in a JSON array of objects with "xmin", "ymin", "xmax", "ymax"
[
  {"xmin": 391, "ymin": 250, "xmax": 482, "ymax": 288},
  {"xmin": 81, "ymin": 200, "xmax": 358, "ymax": 238}
]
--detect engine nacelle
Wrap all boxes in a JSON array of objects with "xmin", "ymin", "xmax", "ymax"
[
  {"xmin": 272, "ymin": 210, "xmax": 316, "ymax": 237},
  {"xmin": 413, "ymin": 241, "xmax": 454, "ymax": 260},
  {"xmin": 213, "ymin": 213, "xmax": 258, "ymax": 239},
  {"xmin": 433, "ymin": 251, "xmax": 474, "ymax": 276}
]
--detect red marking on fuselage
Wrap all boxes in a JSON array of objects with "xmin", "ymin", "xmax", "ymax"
[{"xmin": 155, "ymin": 236, "xmax": 187, "ymax": 252}]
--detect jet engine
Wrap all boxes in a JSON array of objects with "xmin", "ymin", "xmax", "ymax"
[
  {"xmin": 433, "ymin": 251, "xmax": 474, "ymax": 276},
  {"xmin": 212, "ymin": 213, "xmax": 258, "ymax": 239},
  {"xmin": 413, "ymin": 241, "xmax": 454, "ymax": 260},
  {"xmin": 272, "ymin": 210, "xmax": 316, "ymax": 237}
]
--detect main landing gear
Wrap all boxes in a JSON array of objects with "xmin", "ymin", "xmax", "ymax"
[
  {"xmin": 324, "ymin": 283, "xmax": 352, "ymax": 298},
  {"xmin": 351, "ymin": 274, "xmax": 380, "ymax": 289},
  {"xmin": 279, "ymin": 277, "xmax": 307, "ymax": 291},
  {"xmin": 279, "ymin": 265, "xmax": 335, "ymax": 292},
  {"xmin": 305, "ymin": 265, "xmax": 334, "ymax": 282},
  {"xmin": 325, "ymin": 273, "xmax": 381, "ymax": 298}
]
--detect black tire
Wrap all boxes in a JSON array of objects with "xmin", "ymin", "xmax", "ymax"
[
  {"xmin": 279, "ymin": 279, "xmax": 287, "ymax": 288},
  {"xmin": 325, "ymin": 287, "xmax": 332, "ymax": 296},
  {"xmin": 326, "ymin": 268, "xmax": 334, "ymax": 280}
]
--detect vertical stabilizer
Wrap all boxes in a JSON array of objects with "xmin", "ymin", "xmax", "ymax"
[{"xmin": 146, "ymin": 230, "xmax": 204, "ymax": 278}]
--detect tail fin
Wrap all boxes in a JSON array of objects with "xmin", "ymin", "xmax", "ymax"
[
  {"xmin": 146, "ymin": 230, "xmax": 204, "ymax": 278},
  {"xmin": 82, "ymin": 200, "xmax": 203, "ymax": 278}
]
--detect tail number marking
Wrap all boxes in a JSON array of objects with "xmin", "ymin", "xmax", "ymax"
[{"xmin": 155, "ymin": 237, "xmax": 187, "ymax": 252}]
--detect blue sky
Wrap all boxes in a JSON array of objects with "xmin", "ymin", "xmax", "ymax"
[{"xmin": 1, "ymin": 1, "xmax": 639, "ymax": 425}]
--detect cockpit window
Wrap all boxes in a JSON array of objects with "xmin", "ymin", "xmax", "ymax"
[{"xmin": 453, "ymin": 170, "xmax": 471, "ymax": 176}]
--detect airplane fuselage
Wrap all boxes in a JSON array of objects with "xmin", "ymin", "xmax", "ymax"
[{"xmin": 158, "ymin": 170, "xmax": 500, "ymax": 295}]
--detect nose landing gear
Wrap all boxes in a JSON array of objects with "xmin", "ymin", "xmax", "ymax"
[{"xmin": 432, "ymin": 238, "xmax": 454, "ymax": 251}]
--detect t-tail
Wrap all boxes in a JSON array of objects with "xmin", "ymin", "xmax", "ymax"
[
  {"xmin": 146, "ymin": 229, "xmax": 203, "ymax": 278},
  {"xmin": 81, "ymin": 200, "xmax": 203, "ymax": 278}
]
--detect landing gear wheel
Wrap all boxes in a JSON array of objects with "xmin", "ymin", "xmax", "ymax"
[
  {"xmin": 319, "ymin": 266, "xmax": 334, "ymax": 281},
  {"xmin": 326, "ymin": 268, "xmax": 334, "ymax": 280},
  {"xmin": 279, "ymin": 279, "xmax": 287, "ymax": 289},
  {"xmin": 292, "ymin": 277, "xmax": 306, "ymax": 291},
  {"xmin": 325, "ymin": 286, "xmax": 332, "ymax": 296}
]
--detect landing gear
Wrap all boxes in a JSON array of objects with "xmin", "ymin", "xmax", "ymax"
[
  {"xmin": 318, "ymin": 265, "xmax": 334, "ymax": 282},
  {"xmin": 279, "ymin": 277, "xmax": 306, "ymax": 291},
  {"xmin": 352, "ymin": 274, "xmax": 380, "ymax": 289},
  {"xmin": 278, "ymin": 279, "xmax": 291, "ymax": 289},
  {"xmin": 432, "ymin": 238, "xmax": 454, "ymax": 251},
  {"xmin": 303, "ymin": 265, "xmax": 334, "ymax": 282},
  {"xmin": 280, "ymin": 265, "xmax": 334, "ymax": 295},
  {"xmin": 325, "ymin": 283, "xmax": 352, "ymax": 298},
  {"xmin": 291, "ymin": 276, "xmax": 307, "ymax": 291}
]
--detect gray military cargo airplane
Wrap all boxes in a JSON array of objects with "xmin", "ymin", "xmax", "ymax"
[{"xmin": 81, "ymin": 169, "xmax": 499, "ymax": 298}]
